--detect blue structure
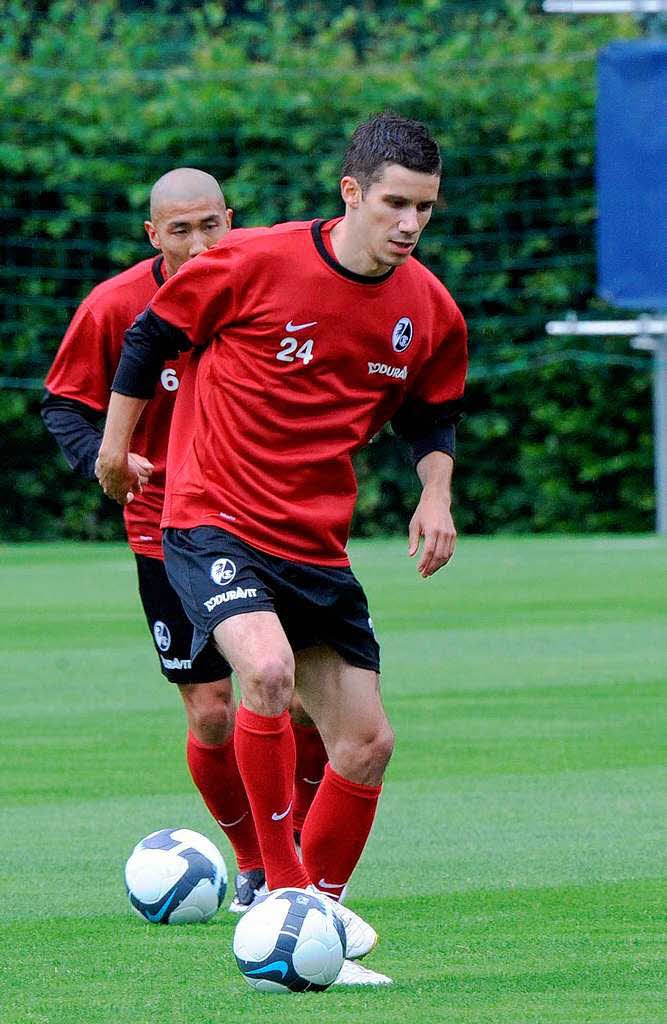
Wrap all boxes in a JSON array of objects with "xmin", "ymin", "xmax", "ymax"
[{"xmin": 597, "ymin": 41, "xmax": 667, "ymax": 309}]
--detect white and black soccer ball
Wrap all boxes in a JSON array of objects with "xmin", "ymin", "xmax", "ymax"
[
  {"xmin": 124, "ymin": 827, "xmax": 227, "ymax": 924},
  {"xmin": 233, "ymin": 887, "xmax": 346, "ymax": 993}
]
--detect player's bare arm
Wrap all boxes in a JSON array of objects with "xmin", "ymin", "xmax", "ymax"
[
  {"xmin": 408, "ymin": 450, "xmax": 456, "ymax": 578},
  {"xmin": 96, "ymin": 393, "xmax": 149, "ymax": 504}
]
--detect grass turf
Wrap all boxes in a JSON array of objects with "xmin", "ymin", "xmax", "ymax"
[{"xmin": 0, "ymin": 536, "xmax": 665, "ymax": 1023}]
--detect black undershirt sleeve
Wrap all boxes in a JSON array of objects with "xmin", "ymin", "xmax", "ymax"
[
  {"xmin": 391, "ymin": 397, "xmax": 464, "ymax": 466},
  {"xmin": 41, "ymin": 392, "xmax": 104, "ymax": 480},
  {"xmin": 112, "ymin": 308, "xmax": 192, "ymax": 398}
]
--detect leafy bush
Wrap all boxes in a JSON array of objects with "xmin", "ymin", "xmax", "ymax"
[{"xmin": 0, "ymin": 0, "xmax": 652, "ymax": 540}]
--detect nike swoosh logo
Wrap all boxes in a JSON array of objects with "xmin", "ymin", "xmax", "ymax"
[
  {"xmin": 144, "ymin": 889, "xmax": 177, "ymax": 922},
  {"xmin": 271, "ymin": 800, "xmax": 292, "ymax": 821},
  {"xmin": 318, "ymin": 878, "xmax": 345, "ymax": 890},
  {"xmin": 217, "ymin": 812, "xmax": 247, "ymax": 828},
  {"xmin": 246, "ymin": 960, "xmax": 289, "ymax": 978},
  {"xmin": 302, "ymin": 776, "xmax": 323, "ymax": 785},
  {"xmin": 285, "ymin": 320, "xmax": 318, "ymax": 332}
]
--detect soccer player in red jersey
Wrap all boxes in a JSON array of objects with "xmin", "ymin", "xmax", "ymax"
[
  {"xmin": 96, "ymin": 115, "xmax": 468, "ymax": 972},
  {"xmin": 42, "ymin": 168, "xmax": 327, "ymax": 912}
]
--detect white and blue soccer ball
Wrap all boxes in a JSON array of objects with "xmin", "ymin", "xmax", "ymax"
[
  {"xmin": 233, "ymin": 887, "xmax": 346, "ymax": 993},
  {"xmin": 124, "ymin": 827, "xmax": 227, "ymax": 924}
]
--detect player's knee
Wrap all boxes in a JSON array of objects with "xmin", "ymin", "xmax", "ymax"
[
  {"xmin": 180, "ymin": 678, "xmax": 235, "ymax": 744},
  {"xmin": 243, "ymin": 651, "xmax": 295, "ymax": 714},
  {"xmin": 334, "ymin": 721, "xmax": 394, "ymax": 785},
  {"xmin": 373, "ymin": 722, "xmax": 395, "ymax": 773},
  {"xmin": 364, "ymin": 721, "xmax": 394, "ymax": 778}
]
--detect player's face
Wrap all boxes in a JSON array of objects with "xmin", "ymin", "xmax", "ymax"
[
  {"xmin": 144, "ymin": 197, "xmax": 232, "ymax": 276},
  {"xmin": 342, "ymin": 163, "xmax": 440, "ymax": 275}
]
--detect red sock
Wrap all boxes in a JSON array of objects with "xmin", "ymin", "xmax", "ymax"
[
  {"xmin": 234, "ymin": 705, "xmax": 310, "ymax": 890},
  {"xmin": 291, "ymin": 721, "xmax": 328, "ymax": 832},
  {"xmin": 186, "ymin": 731, "xmax": 262, "ymax": 873},
  {"xmin": 302, "ymin": 763, "xmax": 382, "ymax": 900}
]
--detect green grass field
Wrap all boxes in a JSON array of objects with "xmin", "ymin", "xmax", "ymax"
[{"xmin": 1, "ymin": 536, "xmax": 665, "ymax": 1024}]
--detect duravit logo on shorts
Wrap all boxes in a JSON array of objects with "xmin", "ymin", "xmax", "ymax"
[
  {"xmin": 210, "ymin": 557, "xmax": 237, "ymax": 586},
  {"xmin": 204, "ymin": 587, "xmax": 258, "ymax": 612},
  {"xmin": 160, "ymin": 655, "xmax": 191, "ymax": 671},
  {"xmin": 160, "ymin": 655, "xmax": 192, "ymax": 670}
]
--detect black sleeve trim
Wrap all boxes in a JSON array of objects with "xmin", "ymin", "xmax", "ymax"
[
  {"xmin": 410, "ymin": 425, "xmax": 456, "ymax": 466},
  {"xmin": 41, "ymin": 391, "xmax": 103, "ymax": 480},
  {"xmin": 391, "ymin": 397, "xmax": 464, "ymax": 440},
  {"xmin": 392, "ymin": 397, "xmax": 464, "ymax": 467},
  {"xmin": 112, "ymin": 307, "xmax": 192, "ymax": 399}
]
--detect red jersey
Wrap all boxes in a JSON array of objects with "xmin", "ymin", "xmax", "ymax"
[
  {"xmin": 45, "ymin": 256, "xmax": 185, "ymax": 558},
  {"xmin": 151, "ymin": 219, "xmax": 468, "ymax": 566}
]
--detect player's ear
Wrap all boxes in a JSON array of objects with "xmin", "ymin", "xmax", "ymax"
[
  {"xmin": 144, "ymin": 220, "xmax": 161, "ymax": 251},
  {"xmin": 340, "ymin": 176, "xmax": 362, "ymax": 209},
  {"xmin": 226, "ymin": 208, "xmax": 234, "ymax": 229}
]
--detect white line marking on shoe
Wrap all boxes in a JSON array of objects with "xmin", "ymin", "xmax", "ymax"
[{"xmin": 271, "ymin": 800, "xmax": 293, "ymax": 821}]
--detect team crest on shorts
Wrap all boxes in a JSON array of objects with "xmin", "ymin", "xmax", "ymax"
[
  {"xmin": 391, "ymin": 317, "xmax": 413, "ymax": 352},
  {"xmin": 210, "ymin": 557, "xmax": 237, "ymax": 586},
  {"xmin": 153, "ymin": 621, "xmax": 171, "ymax": 652}
]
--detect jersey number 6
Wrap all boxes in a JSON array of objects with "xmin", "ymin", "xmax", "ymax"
[{"xmin": 160, "ymin": 368, "xmax": 180, "ymax": 392}]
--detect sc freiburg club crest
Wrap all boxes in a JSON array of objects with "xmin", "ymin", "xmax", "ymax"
[
  {"xmin": 210, "ymin": 558, "xmax": 237, "ymax": 586},
  {"xmin": 153, "ymin": 621, "xmax": 171, "ymax": 652},
  {"xmin": 392, "ymin": 317, "xmax": 413, "ymax": 352}
]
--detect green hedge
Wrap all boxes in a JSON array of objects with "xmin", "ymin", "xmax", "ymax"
[{"xmin": 1, "ymin": 0, "xmax": 653, "ymax": 540}]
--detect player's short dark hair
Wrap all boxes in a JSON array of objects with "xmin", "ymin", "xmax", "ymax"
[{"xmin": 342, "ymin": 112, "xmax": 441, "ymax": 193}]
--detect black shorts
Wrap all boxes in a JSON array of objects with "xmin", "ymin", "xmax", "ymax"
[
  {"xmin": 162, "ymin": 527, "xmax": 380, "ymax": 675},
  {"xmin": 134, "ymin": 553, "xmax": 232, "ymax": 684}
]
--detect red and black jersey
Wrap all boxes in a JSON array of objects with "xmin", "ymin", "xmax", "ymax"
[
  {"xmin": 44, "ymin": 255, "xmax": 186, "ymax": 559},
  {"xmin": 119, "ymin": 219, "xmax": 468, "ymax": 566}
]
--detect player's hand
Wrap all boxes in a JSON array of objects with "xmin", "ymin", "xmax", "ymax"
[
  {"xmin": 95, "ymin": 449, "xmax": 154, "ymax": 506},
  {"xmin": 128, "ymin": 452, "xmax": 154, "ymax": 489},
  {"xmin": 408, "ymin": 492, "xmax": 457, "ymax": 578}
]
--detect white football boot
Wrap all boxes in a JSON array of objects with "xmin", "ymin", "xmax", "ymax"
[
  {"xmin": 333, "ymin": 960, "xmax": 392, "ymax": 986},
  {"xmin": 311, "ymin": 887, "xmax": 378, "ymax": 960}
]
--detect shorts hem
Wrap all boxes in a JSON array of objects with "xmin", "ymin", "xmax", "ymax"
[
  {"xmin": 160, "ymin": 666, "xmax": 232, "ymax": 685},
  {"xmin": 290, "ymin": 639, "xmax": 380, "ymax": 674}
]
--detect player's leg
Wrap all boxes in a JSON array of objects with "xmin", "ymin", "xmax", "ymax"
[
  {"xmin": 179, "ymin": 680, "xmax": 266, "ymax": 891},
  {"xmin": 294, "ymin": 645, "xmax": 393, "ymax": 900},
  {"xmin": 160, "ymin": 527, "xmax": 381, "ymax": 956},
  {"xmin": 181, "ymin": 677, "xmax": 267, "ymax": 911},
  {"xmin": 214, "ymin": 619, "xmax": 382, "ymax": 960},
  {"xmin": 134, "ymin": 553, "xmax": 263, "ymax": 888},
  {"xmin": 289, "ymin": 691, "xmax": 328, "ymax": 851},
  {"xmin": 161, "ymin": 527, "xmax": 310, "ymax": 892},
  {"xmin": 160, "ymin": 523, "xmax": 384, "ymax": 959},
  {"xmin": 178, "ymin": 677, "xmax": 234, "ymax": 746},
  {"xmin": 212, "ymin": 610, "xmax": 310, "ymax": 891}
]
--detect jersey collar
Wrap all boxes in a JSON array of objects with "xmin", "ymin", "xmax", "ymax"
[
  {"xmin": 311, "ymin": 219, "xmax": 395, "ymax": 285},
  {"xmin": 151, "ymin": 254, "xmax": 166, "ymax": 286}
]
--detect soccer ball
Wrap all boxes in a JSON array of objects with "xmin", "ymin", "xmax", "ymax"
[
  {"xmin": 124, "ymin": 827, "xmax": 227, "ymax": 924},
  {"xmin": 233, "ymin": 887, "xmax": 346, "ymax": 993}
]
